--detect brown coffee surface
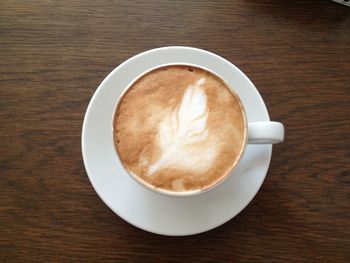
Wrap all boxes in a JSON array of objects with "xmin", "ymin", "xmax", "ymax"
[{"xmin": 113, "ymin": 65, "xmax": 246, "ymax": 193}]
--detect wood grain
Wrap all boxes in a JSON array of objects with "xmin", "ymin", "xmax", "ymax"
[{"xmin": 1, "ymin": 0, "xmax": 349, "ymax": 262}]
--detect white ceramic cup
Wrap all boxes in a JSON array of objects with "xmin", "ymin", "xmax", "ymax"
[{"xmin": 113, "ymin": 61, "xmax": 284, "ymax": 197}]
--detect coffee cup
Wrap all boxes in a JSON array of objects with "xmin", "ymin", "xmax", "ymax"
[{"xmin": 112, "ymin": 57, "xmax": 284, "ymax": 197}]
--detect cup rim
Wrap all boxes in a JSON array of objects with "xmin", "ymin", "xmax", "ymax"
[{"xmin": 112, "ymin": 62, "xmax": 248, "ymax": 197}]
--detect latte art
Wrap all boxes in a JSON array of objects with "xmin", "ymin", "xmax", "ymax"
[
  {"xmin": 114, "ymin": 65, "xmax": 246, "ymax": 193},
  {"xmin": 147, "ymin": 77, "xmax": 218, "ymax": 178}
]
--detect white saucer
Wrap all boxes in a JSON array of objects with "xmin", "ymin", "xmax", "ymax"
[{"xmin": 82, "ymin": 47, "xmax": 272, "ymax": 236}]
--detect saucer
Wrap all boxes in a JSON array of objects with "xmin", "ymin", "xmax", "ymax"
[{"xmin": 82, "ymin": 47, "xmax": 272, "ymax": 236}]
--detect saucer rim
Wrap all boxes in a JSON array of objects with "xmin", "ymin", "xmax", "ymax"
[{"xmin": 82, "ymin": 46, "xmax": 272, "ymax": 236}]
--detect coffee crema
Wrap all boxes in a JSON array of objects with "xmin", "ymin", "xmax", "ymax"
[{"xmin": 113, "ymin": 65, "xmax": 246, "ymax": 193}]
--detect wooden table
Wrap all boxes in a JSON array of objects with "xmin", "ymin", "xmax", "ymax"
[{"xmin": 1, "ymin": 1, "xmax": 349, "ymax": 262}]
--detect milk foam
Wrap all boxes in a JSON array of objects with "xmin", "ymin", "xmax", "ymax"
[
  {"xmin": 147, "ymin": 78, "xmax": 219, "ymax": 177},
  {"xmin": 114, "ymin": 65, "xmax": 246, "ymax": 192}
]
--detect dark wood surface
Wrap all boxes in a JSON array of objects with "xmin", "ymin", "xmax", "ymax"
[{"xmin": 1, "ymin": 0, "xmax": 349, "ymax": 262}]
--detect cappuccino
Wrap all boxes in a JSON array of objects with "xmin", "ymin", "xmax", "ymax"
[{"xmin": 113, "ymin": 65, "xmax": 246, "ymax": 193}]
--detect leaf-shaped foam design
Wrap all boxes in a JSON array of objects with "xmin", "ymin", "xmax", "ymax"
[{"xmin": 147, "ymin": 77, "xmax": 218, "ymax": 176}]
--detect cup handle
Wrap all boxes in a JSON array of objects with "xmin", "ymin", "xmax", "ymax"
[{"xmin": 248, "ymin": 121, "xmax": 284, "ymax": 144}]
